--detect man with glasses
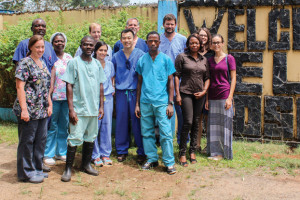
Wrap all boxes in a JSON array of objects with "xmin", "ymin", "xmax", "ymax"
[
  {"xmin": 113, "ymin": 18, "xmax": 148, "ymax": 54},
  {"xmin": 112, "ymin": 29, "xmax": 146, "ymax": 164}
]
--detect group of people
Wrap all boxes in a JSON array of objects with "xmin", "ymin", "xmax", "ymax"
[{"xmin": 12, "ymin": 13, "xmax": 236, "ymax": 184}]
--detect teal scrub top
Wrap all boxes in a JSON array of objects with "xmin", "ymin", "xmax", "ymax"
[
  {"xmin": 62, "ymin": 56, "xmax": 107, "ymax": 116},
  {"xmin": 136, "ymin": 52, "xmax": 176, "ymax": 106}
]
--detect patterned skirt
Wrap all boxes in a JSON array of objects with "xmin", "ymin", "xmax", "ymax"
[{"xmin": 207, "ymin": 99, "xmax": 233, "ymax": 159}]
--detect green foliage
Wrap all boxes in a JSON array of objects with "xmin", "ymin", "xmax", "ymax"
[{"xmin": 0, "ymin": 11, "xmax": 156, "ymax": 107}]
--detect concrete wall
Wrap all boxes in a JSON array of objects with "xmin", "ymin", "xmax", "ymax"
[
  {"xmin": 179, "ymin": 2, "xmax": 300, "ymax": 141},
  {"xmin": 0, "ymin": 5, "xmax": 158, "ymax": 30}
]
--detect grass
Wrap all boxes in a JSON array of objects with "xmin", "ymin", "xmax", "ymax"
[
  {"xmin": 1, "ymin": 120, "xmax": 300, "ymax": 174},
  {"xmin": 0, "ymin": 121, "xmax": 18, "ymax": 144}
]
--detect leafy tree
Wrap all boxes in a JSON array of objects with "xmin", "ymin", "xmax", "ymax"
[
  {"xmin": 0, "ymin": 11, "xmax": 157, "ymax": 107},
  {"xmin": 0, "ymin": 0, "xmax": 130, "ymax": 12}
]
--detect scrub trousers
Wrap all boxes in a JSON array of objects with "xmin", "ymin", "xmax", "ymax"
[
  {"xmin": 44, "ymin": 100, "xmax": 69, "ymax": 158},
  {"xmin": 17, "ymin": 117, "xmax": 47, "ymax": 181},
  {"xmin": 140, "ymin": 103, "xmax": 175, "ymax": 167},
  {"xmin": 115, "ymin": 89, "xmax": 145, "ymax": 156},
  {"xmin": 92, "ymin": 94, "xmax": 114, "ymax": 159}
]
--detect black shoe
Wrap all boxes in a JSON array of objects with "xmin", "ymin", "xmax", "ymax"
[
  {"xmin": 166, "ymin": 165, "xmax": 177, "ymax": 175},
  {"xmin": 137, "ymin": 155, "xmax": 147, "ymax": 165},
  {"xmin": 61, "ymin": 145, "xmax": 77, "ymax": 182},
  {"xmin": 141, "ymin": 161, "xmax": 159, "ymax": 170},
  {"xmin": 42, "ymin": 164, "xmax": 51, "ymax": 172},
  {"xmin": 80, "ymin": 142, "xmax": 99, "ymax": 176},
  {"xmin": 117, "ymin": 154, "xmax": 127, "ymax": 162}
]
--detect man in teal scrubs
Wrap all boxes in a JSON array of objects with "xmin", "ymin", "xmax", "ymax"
[
  {"xmin": 135, "ymin": 31, "xmax": 176, "ymax": 175},
  {"xmin": 61, "ymin": 36, "xmax": 107, "ymax": 182}
]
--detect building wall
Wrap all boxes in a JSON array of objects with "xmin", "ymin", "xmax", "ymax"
[
  {"xmin": 179, "ymin": 2, "xmax": 300, "ymax": 141},
  {"xmin": 0, "ymin": 5, "xmax": 158, "ymax": 30}
]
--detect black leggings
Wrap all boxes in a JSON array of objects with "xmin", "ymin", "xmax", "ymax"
[{"xmin": 179, "ymin": 92, "xmax": 205, "ymax": 156}]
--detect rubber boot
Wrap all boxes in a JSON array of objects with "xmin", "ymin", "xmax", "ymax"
[
  {"xmin": 61, "ymin": 145, "xmax": 77, "ymax": 182},
  {"xmin": 81, "ymin": 142, "xmax": 99, "ymax": 176}
]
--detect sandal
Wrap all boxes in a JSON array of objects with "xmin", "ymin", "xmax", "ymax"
[
  {"xmin": 190, "ymin": 153, "xmax": 197, "ymax": 164},
  {"xmin": 117, "ymin": 154, "xmax": 127, "ymax": 162},
  {"xmin": 179, "ymin": 156, "xmax": 188, "ymax": 167},
  {"xmin": 93, "ymin": 157, "xmax": 103, "ymax": 167},
  {"xmin": 102, "ymin": 157, "xmax": 113, "ymax": 166}
]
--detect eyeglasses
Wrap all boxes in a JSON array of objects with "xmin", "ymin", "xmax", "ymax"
[
  {"xmin": 199, "ymin": 34, "xmax": 207, "ymax": 38},
  {"xmin": 212, "ymin": 41, "xmax": 223, "ymax": 45},
  {"xmin": 126, "ymin": 60, "xmax": 131, "ymax": 70}
]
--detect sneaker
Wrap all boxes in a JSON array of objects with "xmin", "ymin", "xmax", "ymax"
[
  {"xmin": 166, "ymin": 165, "xmax": 176, "ymax": 175},
  {"xmin": 44, "ymin": 157, "xmax": 55, "ymax": 165},
  {"xmin": 141, "ymin": 161, "xmax": 159, "ymax": 170},
  {"xmin": 55, "ymin": 155, "xmax": 66, "ymax": 162}
]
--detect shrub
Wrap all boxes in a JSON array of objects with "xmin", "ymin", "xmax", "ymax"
[{"xmin": 0, "ymin": 10, "xmax": 157, "ymax": 107}]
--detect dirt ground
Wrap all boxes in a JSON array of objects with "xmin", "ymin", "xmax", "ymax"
[{"xmin": 1, "ymin": 143, "xmax": 300, "ymax": 200}]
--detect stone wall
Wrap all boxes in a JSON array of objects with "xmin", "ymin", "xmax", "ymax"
[{"xmin": 179, "ymin": 1, "xmax": 300, "ymax": 141}]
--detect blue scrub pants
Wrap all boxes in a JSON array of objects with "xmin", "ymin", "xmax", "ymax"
[
  {"xmin": 140, "ymin": 103, "xmax": 175, "ymax": 167},
  {"xmin": 115, "ymin": 89, "xmax": 145, "ymax": 155},
  {"xmin": 17, "ymin": 118, "xmax": 47, "ymax": 181},
  {"xmin": 44, "ymin": 100, "xmax": 69, "ymax": 158},
  {"xmin": 93, "ymin": 94, "xmax": 113, "ymax": 159}
]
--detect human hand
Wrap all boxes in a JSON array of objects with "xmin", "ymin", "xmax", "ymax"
[
  {"xmin": 166, "ymin": 104, "xmax": 174, "ymax": 119},
  {"xmin": 21, "ymin": 109, "xmax": 30, "ymax": 122},
  {"xmin": 69, "ymin": 110, "xmax": 78, "ymax": 125}
]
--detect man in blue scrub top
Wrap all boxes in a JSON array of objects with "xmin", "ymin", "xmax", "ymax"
[
  {"xmin": 112, "ymin": 29, "xmax": 146, "ymax": 164},
  {"xmin": 13, "ymin": 18, "xmax": 58, "ymax": 73},
  {"xmin": 158, "ymin": 14, "xmax": 187, "ymax": 146},
  {"xmin": 135, "ymin": 31, "xmax": 176, "ymax": 175},
  {"xmin": 113, "ymin": 18, "xmax": 148, "ymax": 54},
  {"xmin": 13, "ymin": 18, "xmax": 57, "ymax": 173}
]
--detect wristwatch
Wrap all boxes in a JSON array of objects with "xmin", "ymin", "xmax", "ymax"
[{"xmin": 168, "ymin": 101, "xmax": 174, "ymax": 105}]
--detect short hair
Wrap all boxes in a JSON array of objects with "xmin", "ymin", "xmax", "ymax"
[
  {"xmin": 211, "ymin": 34, "xmax": 224, "ymax": 43},
  {"xmin": 197, "ymin": 27, "xmax": 212, "ymax": 50},
  {"xmin": 27, "ymin": 35, "xmax": 44, "ymax": 56},
  {"xmin": 126, "ymin": 18, "xmax": 140, "ymax": 26},
  {"xmin": 163, "ymin": 14, "xmax": 177, "ymax": 24},
  {"xmin": 146, "ymin": 31, "xmax": 160, "ymax": 40},
  {"xmin": 93, "ymin": 41, "xmax": 108, "ymax": 59},
  {"xmin": 184, "ymin": 33, "xmax": 202, "ymax": 53},
  {"xmin": 120, "ymin": 29, "xmax": 134, "ymax": 39},
  {"xmin": 81, "ymin": 35, "xmax": 95, "ymax": 45},
  {"xmin": 31, "ymin": 18, "xmax": 46, "ymax": 28},
  {"xmin": 89, "ymin": 23, "xmax": 101, "ymax": 32}
]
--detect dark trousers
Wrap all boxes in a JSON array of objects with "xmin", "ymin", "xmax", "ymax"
[
  {"xmin": 17, "ymin": 118, "xmax": 47, "ymax": 180},
  {"xmin": 179, "ymin": 93, "xmax": 205, "ymax": 156}
]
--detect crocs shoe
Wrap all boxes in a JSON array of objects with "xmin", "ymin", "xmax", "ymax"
[
  {"xmin": 102, "ymin": 157, "xmax": 113, "ymax": 166},
  {"xmin": 93, "ymin": 157, "xmax": 103, "ymax": 167},
  {"xmin": 44, "ymin": 157, "xmax": 55, "ymax": 165}
]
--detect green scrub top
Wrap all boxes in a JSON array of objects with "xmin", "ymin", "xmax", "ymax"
[{"xmin": 62, "ymin": 56, "xmax": 107, "ymax": 116}]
